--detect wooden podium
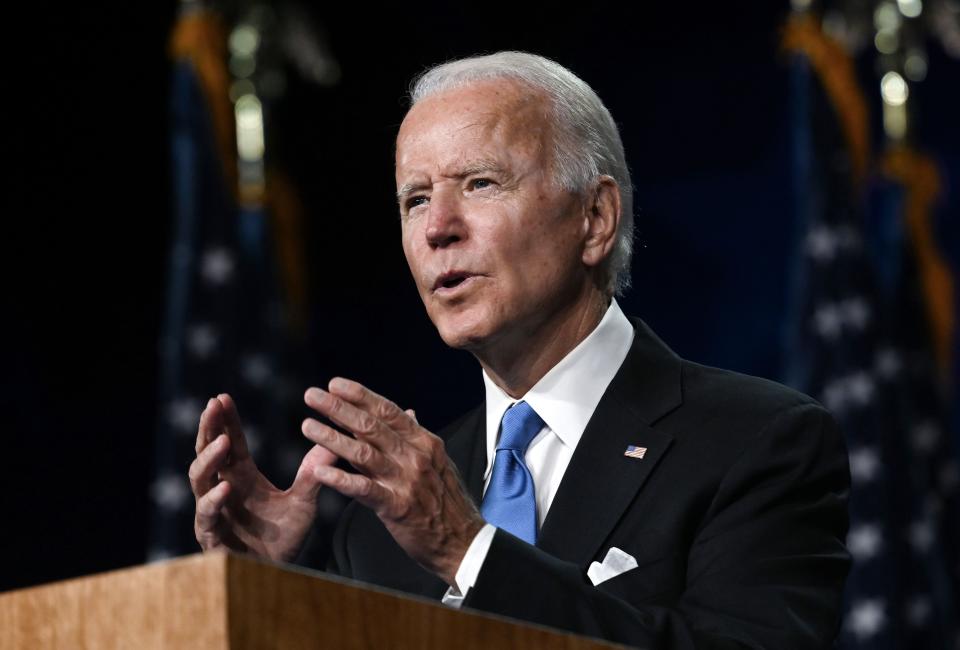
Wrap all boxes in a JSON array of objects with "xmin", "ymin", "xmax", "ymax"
[{"xmin": 0, "ymin": 552, "xmax": 623, "ymax": 649}]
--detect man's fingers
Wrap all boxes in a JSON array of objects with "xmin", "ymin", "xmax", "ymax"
[
  {"xmin": 302, "ymin": 417, "xmax": 392, "ymax": 476},
  {"xmin": 327, "ymin": 378, "xmax": 418, "ymax": 436},
  {"xmin": 189, "ymin": 434, "xmax": 230, "ymax": 498},
  {"xmin": 304, "ymin": 387, "xmax": 404, "ymax": 453},
  {"xmin": 195, "ymin": 398, "xmax": 221, "ymax": 454},
  {"xmin": 194, "ymin": 480, "xmax": 231, "ymax": 546},
  {"xmin": 215, "ymin": 393, "xmax": 251, "ymax": 460},
  {"xmin": 313, "ymin": 463, "xmax": 390, "ymax": 511}
]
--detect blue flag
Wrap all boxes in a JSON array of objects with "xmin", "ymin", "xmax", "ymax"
[
  {"xmin": 149, "ymin": 9, "xmax": 342, "ymax": 561},
  {"xmin": 784, "ymin": 14, "xmax": 959, "ymax": 648}
]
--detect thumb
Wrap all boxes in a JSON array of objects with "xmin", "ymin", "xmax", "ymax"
[
  {"xmin": 405, "ymin": 408, "xmax": 417, "ymax": 423},
  {"xmin": 290, "ymin": 445, "xmax": 337, "ymax": 501}
]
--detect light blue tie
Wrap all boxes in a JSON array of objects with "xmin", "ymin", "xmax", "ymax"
[{"xmin": 481, "ymin": 401, "xmax": 544, "ymax": 545}]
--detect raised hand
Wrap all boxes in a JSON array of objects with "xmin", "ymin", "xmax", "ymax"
[
  {"xmin": 301, "ymin": 378, "xmax": 485, "ymax": 586},
  {"xmin": 189, "ymin": 393, "xmax": 336, "ymax": 562}
]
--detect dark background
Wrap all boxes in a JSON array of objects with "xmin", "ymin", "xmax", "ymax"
[{"xmin": 3, "ymin": 2, "xmax": 958, "ymax": 591}]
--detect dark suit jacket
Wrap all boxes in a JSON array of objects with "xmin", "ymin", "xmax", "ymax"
[{"xmin": 329, "ymin": 318, "xmax": 851, "ymax": 649}]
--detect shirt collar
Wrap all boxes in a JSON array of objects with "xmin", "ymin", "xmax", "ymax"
[{"xmin": 482, "ymin": 299, "xmax": 635, "ymax": 458}]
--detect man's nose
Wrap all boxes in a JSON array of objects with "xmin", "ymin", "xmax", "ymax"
[{"xmin": 425, "ymin": 189, "xmax": 466, "ymax": 249}]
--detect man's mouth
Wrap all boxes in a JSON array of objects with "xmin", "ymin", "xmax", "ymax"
[{"xmin": 432, "ymin": 271, "xmax": 479, "ymax": 294}]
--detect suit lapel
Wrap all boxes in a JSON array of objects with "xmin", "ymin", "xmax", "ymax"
[
  {"xmin": 442, "ymin": 405, "xmax": 486, "ymax": 505},
  {"xmin": 537, "ymin": 318, "xmax": 683, "ymax": 567}
]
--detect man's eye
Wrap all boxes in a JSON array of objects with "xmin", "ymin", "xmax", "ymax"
[
  {"xmin": 469, "ymin": 178, "xmax": 493, "ymax": 190},
  {"xmin": 406, "ymin": 196, "xmax": 429, "ymax": 210}
]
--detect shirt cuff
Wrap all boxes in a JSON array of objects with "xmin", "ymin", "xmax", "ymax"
[{"xmin": 440, "ymin": 523, "xmax": 497, "ymax": 608}]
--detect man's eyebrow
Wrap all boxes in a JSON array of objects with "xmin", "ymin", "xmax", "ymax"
[
  {"xmin": 397, "ymin": 183, "xmax": 427, "ymax": 200},
  {"xmin": 459, "ymin": 159, "xmax": 504, "ymax": 176},
  {"xmin": 396, "ymin": 160, "xmax": 506, "ymax": 201}
]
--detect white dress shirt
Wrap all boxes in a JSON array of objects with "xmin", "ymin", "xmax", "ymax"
[{"xmin": 442, "ymin": 299, "xmax": 635, "ymax": 606}]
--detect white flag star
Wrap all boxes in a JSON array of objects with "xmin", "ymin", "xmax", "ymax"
[
  {"xmin": 874, "ymin": 347, "xmax": 902, "ymax": 380},
  {"xmin": 822, "ymin": 371, "xmax": 875, "ymax": 414},
  {"xmin": 813, "ymin": 303, "xmax": 844, "ymax": 340},
  {"xmin": 848, "ymin": 446, "xmax": 882, "ymax": 484},
  {"xmin": 822, "ymin": 377, "xmax": 850, "ymax": 413},
  {"xmin": 848, "ymin": 523, "xmax": 884, "ymax": 560},
  {"xmin": 167, "ymin": 397, "xmax": 203, "ymax": 434},
  {"xmin": 846, "ymin": 598, "xmax": 887, "ymax": 640},
  {"xmin": 241, "ymin": 354, "xmax": 272, "ymax": 386},
  {"xmin": 839, "ymin": 296, "xmax": 871, "ymax": 330},
  {"xmin": 151, "ymin": 474, "xmax": 191, "ymax": 512},
  {"xmin": 847, "ymin": 371, "xmax": 875, "ymax": 406},
  {"xmin": 201, "ymin": 247, "xmax": 235, "ymax": 285},
  {"xmin": 806, "ymin": 226, "xmax": 839, "ymax": 262},
  {"xmin": 186, "ymin": 323, "xmax": 219, "ymax": 359}
]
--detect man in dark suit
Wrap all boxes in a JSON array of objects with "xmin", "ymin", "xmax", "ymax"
[{"xmin": 189, "ymin": 52, "xmax": 850, "ymax": 648}]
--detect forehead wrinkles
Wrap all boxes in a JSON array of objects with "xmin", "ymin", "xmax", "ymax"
[{"xmin": 396, "ymin": 82, "xmax": 555, "ymax": 179}]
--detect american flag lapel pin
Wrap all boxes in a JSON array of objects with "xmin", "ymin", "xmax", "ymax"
[{"xmin": 624, "ymin": 445, "xmax": 647, "ymax": 459}]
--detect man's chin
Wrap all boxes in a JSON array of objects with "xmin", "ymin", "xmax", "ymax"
[
  {"xmin": 437, "ymin": 327, "xmax": 487, "ymax": 351},
  {"xmin": 433, "ymin": 316, "xmax": 495, "ymax": 352}
]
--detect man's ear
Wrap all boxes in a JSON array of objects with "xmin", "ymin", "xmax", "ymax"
[{"xmin": 582, "ymin": 175, "xmax": 621, "ymax": 269}]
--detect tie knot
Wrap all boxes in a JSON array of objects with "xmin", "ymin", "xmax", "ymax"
[{"xmin": 496, "ymin": 401, "xmax": 545, "ymax": 453}]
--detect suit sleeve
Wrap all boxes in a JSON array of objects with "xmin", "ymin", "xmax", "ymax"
[{"xmin": 462, "ymin": 403, "xmax": 851, "ymax": 649}]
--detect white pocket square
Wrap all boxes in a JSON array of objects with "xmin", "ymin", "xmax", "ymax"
[{"xmin": 587, "ymin": 546, "xmax": 638, "ymax": 586}]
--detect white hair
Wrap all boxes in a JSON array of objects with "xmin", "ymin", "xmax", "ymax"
[{"xmin": 408, "ymin": 51, "xmax": 634, "ymax": 296}]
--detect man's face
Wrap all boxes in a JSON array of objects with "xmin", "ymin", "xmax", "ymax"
[{"xmin": 396, "ymin": 80, "xmax": 592, "ymax": 352}]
